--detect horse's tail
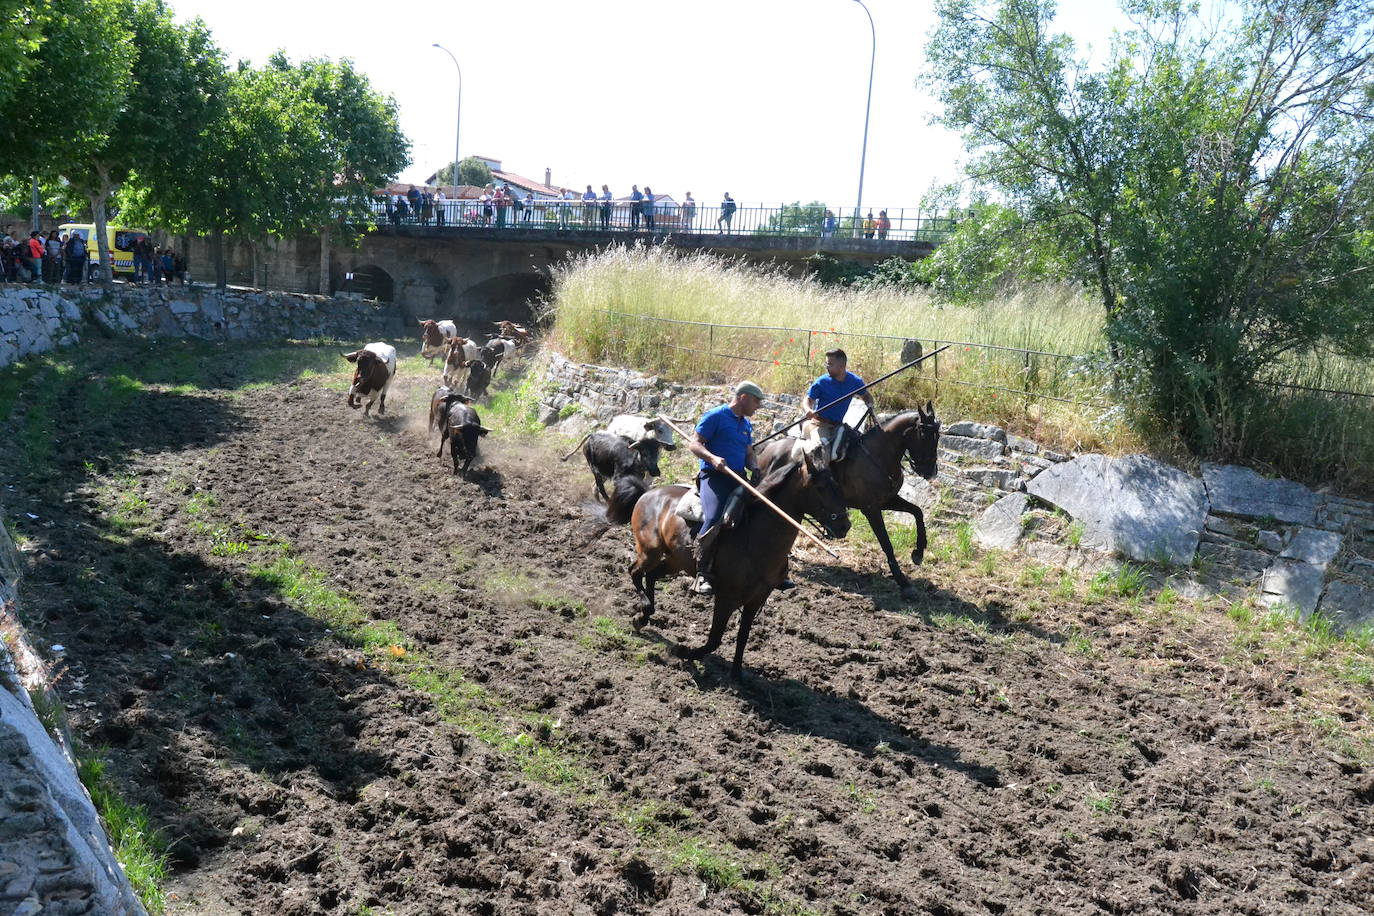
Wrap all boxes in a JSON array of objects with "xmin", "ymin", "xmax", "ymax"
[
  {"xmin": 560, "ymin": 433, "xmax": 592, "ymax": 462},
  {"xmin": 605, "ymin": 475, "xmax": 649, "ymax": 525}
]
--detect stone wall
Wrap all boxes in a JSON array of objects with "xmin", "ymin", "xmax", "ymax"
[
  {"xmin": 1, "ymin": 511, "xmax": 148, "ymax": 915},
  {"xmin": 0, "ymin": 282, "xmax": 406, "ymax": 370},
  {"xmin": 538, "ymin": 351, "xmax": 1374, "ymax": 631}
]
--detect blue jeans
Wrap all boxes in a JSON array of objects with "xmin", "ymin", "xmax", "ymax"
[{"xmin": 698, "ymin": 469, "xmax": 741, "ymax": 533}]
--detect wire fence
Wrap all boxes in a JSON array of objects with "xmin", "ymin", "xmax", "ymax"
[
  {"xmin": 582, "ymin": 309, "xmax": 1114, "ymax": 412},
  {"xmin": 575, "ymin": 309, "xmax": 1374, "ymax": 414}
]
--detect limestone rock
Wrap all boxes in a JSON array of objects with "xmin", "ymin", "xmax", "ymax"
[
  {"xmin": 1319, "ymin": 581, "xmax": 1374, "ymax": 632},
  {"xmin": 1279, "ymin": 527, "xmax": 1343, "ymax": 571},
  {"xmin": 1259, "ymin": 559, "xmax": 1324, "ymax": 616},
  {"xmin": 946, "ymin": 421, "xmax": 1007, "ymax": 443},
  {"xmin": 1202, "ymin": 463, "xmax": 1319, "ymax": 526},
  {"xmin": 1025, "ymin": 454, "xmax": 1207, "ymax": 564},
  {"xmin": 974, "ymin": 492, "xmax": 1029, "ymax": 550},
  {"xmin": 941, "ymin": 435, "xmax": 1005, "ymax": 460}
]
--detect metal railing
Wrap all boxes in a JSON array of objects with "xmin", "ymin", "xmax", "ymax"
[{"xmin": 367, "ymin": 198, "xmax": 961, "ymax": 243}]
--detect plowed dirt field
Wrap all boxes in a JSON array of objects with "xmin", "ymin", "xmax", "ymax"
[{"xmin": 3, "ymin": 339, "xmax": 1372, "ymax": 915}]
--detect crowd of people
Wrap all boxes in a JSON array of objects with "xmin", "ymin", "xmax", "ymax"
[
  {"xmin": 2, "ymin": 226, "xmax": 88, "ymax": 284},
  {"xmin": 381, "ymin": 184, "xmax": 742, "ymax": 233},
  {"xmin": 0, "ymin": 226, "xmax": 186, "ymax": 286}
]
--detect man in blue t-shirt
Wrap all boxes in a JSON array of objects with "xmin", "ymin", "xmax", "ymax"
[
  {"xmin": 802, "ymin": 348, "xmax": 874, "ymax": 468},
  {"xmin": 687, "ymin": 380, "xmax": 765, "ymax": 595}
]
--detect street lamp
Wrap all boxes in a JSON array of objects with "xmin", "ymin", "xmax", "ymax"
[
  {"xmin": 850, "ymin": 0, "xmax": 875, "ymax": 238},
  {"xmin": 432, "ymin": 43, "xmax": 463, "ymax": 186}
]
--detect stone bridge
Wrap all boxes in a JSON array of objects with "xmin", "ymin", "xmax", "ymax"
[{"xmin": 185, "ymin": 226, "xmax": 935, "ymax": 330}]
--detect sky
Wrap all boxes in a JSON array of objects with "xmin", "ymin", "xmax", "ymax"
[{"xmin": 166, "ymin": 0, "xmax": 1124, "ymax": 213}]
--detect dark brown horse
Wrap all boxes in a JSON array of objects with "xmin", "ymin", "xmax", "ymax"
[
  {"xmin": 761, "ymin": 402, "xmax": 940, "ymax": 599},
  {"xmin": 627, "ymin": 454, "xmax": 851, "ymax": 679}
]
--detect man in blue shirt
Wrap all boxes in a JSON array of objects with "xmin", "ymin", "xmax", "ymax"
[
  {"xmin": 687, "ymin": 380, "xmax": 765, "ymax": 594},
  {"xmin": 802, "ymin": 348, "xmax": 873, "ymax": 468}
]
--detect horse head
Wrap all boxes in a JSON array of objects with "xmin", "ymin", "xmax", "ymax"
[
  {"xmin": 900, "ymin": 400, "xmax": 941, "ymax": 480},
  {"xmin": 761, "ymin": 451, "xmax": 852, "ymax": 540}
]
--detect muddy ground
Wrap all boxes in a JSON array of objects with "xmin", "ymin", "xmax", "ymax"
[{"xmin": 3, "ymin": 339, "xmax": 1372, "ymax": 915}]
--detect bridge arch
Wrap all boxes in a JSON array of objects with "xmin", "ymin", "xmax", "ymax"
[
  {"xmin": 337, "ymin": 264, "xmax": 395, "ymax": 302},
  {"xmin": 456, "ymin": 271, "xmax": 551, "ymax": 326}
]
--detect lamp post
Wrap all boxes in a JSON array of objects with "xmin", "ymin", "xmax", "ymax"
[
  {"xmin": 432, "ymin": 43, "xmax": 462, "ymax": 186},
  {"xmin": 850, "ymin": 0, "xmax": 875, "ymax": 238}
]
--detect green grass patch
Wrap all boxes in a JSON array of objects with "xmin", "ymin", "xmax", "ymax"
[
  {"xmin": 78, "ymin": 753, "xmax": 170, "ymax": 914},
  {"xmin": 0, "ymin": 358, "xmax": 43, "ymax": 421}
]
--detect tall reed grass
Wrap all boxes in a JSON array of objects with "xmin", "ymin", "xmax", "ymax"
[
  {"xmin": 544, "ymin": 246, "xmax": 1132, "ymax": 452},
  {"xmin": 541, "ymin": 246, "xmax": 1374, "ymax": 489}
]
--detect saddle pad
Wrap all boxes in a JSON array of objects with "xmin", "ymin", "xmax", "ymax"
[{"xmin": 676, "ymin": 489, "xmax": 703, "ymax": 524}]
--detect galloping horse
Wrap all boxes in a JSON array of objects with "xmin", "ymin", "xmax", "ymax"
[
  {"xmin": 627, "ymin": 453, "xmax": 851, "ymax": 679},
  {"xmin": 761, "ymin": 401, "xmax": 940, "ymax": 599}
]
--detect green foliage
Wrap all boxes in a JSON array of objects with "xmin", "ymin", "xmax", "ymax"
[
  {"xmin": 0, "ymin": 0, "xmax": 136, "ymax": 176},
  {"xmin": 767, "ymin": 200, "xmax": 828, "ymax": 235},
  {"xmin": 913, "ymin": 202, "xmax": 1071, "ymax": 303},
  {"xmin": 435, "ymin": 156, "xmax": 493, "ymax": 188},
  {"xmin": 77, "ymin": 753, "xmax": 170, "ymax": 913},
  {"xmin": 925, "ymin": 0, "xmax": 1374, "ymax": 457}
]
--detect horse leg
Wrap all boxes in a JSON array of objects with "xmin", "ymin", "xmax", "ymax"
[
  {"xmin": 594, "ymin": 470, "xmax": 609, "ymax": 503},
  {"xmin": 629, "ymin": 553, "xmax": 663, "ymax": 629},
  {"xmin": 730, "ymin": 595, "xmax": 768, "ymax": 681},
  {"xmin": 679, "ymin": 594, "xmax": 732, "ymax": 662},
  {"xmin": 881, "ymin": 494, "xmax": 928, "ymax": 565},
  {"xmin": 862, "ymin": 507, "xmax": 916, "ymax": 600}
]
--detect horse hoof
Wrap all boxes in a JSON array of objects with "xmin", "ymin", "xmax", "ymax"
[{"xmin": 910, "ymin": 550, "xmax": 924, "ymax": 566}]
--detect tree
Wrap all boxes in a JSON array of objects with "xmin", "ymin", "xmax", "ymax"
[
  {"xmin": 273, "ymin": 54, "xmax": 409, "ymax": 294},
  {"xmin": 914, "ymin": 201, "xmax": 1070, "ymax": 302},
  {"xmin": 767, "ymin": 201, "xmax": 828, "ymax": 235},
  {"xmin": 925, "ymin": 0, "xmax": 1374, "ymax": 452},
  {"xmin": 435, "ymin": 157, "xmax": 493, "ymax": 188},
  {"xmin": 0, "ymin": 0, "xmax": 135, "ymax": 179},
  {"xmin": 63, "ymin": 0, "xmax": 226, "ymax": 283},
  {"xmin": 132, "ymin": 62, "xmax": 333, "ymax": 288}
]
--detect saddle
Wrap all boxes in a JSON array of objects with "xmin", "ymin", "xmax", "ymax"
[{"xmin": 674, "ymin": 482, "xmax": 749, "ymax": 533}]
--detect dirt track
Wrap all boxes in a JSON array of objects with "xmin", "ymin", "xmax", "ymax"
[{"xmin": 4, "ymin": 341, "xmax": 1372, "ymax": 915}]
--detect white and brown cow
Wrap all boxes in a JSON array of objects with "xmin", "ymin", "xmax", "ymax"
[
  {"xmin": 492, "ymin": 320, "xmax": 531, "ymax": 346},
  {"xmin": 343, "ymin": 342, "xmax": 397, "ymax": 417},
  {"xmin": 442, "ymin": 336, "xmax": 482, "ymax": 389},
  {"xmin": 419, "ymin": 319, "xmax": 458, "ymax": 364}
]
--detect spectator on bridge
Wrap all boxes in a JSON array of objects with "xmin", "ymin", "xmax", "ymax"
[
  {"xmin": 718, "ymin": 193, "xmax": 737, "ymax": 233},
  {"xmin": 420, "ymin": 190, "xmax": 434, "ymax": 225},
  {"xmin": 481, "ymin": 185, "xmax": 494, "ymax": 225},
  {"xmin": 384, "ymin": 194, "xmax": 395, "ymax": 224},
  {"xmin": 435, "ymin": 188, "xmax": 446, "ymax": 226},
  {"xmin": 821, "ymin": 210, "xmax": 837, "ymax": 238},
  {"xmin": 395, "ymin": 195, "xmax": 409, "ymax": 223},
  {"xmin": 877, "ymin": 210, "xmax": 891, "ymax": 239},
  {"xmin": 494, "ymin": 186, "xmax": 509, "ymax": 228},
  {"xmin": 522, "ymin": 191, "xmax": 535, "ymax": 223},
  {"xmin": 681, "ymin": 192, "xmax": 696, "ymax": 231},
  {"xmin": 600, "ymin": 184, "xmax": 613, "ymax": 229},
  {"xmin": 629, "ymin": 185, "xmax": 644, "ymax": 230},
  {"xmin": 643, "ymin": 187, "xmax": 656, "ymax": 231},
  {"xmin": 583, "ymin": 185, "xmax": 598, "ymax": 226},
  {"xmin": 406, "ymin": 185, "xmax": 422, "ymax": 221},
  {"xmin": 560, "ymin": 188, "xmax": 575, "ymax": 228},
  {"xmin": 863, "ymin": 210, "xmax": 876, "ymax": 239}
]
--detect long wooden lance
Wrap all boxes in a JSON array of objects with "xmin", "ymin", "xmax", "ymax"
[
  {"xmin": 755, "ymin": 343, "xmax": 951, "ymax": 446},
  {"xmin": 655, "ymin": 415, "xmax": 841, "ymax": 560}
]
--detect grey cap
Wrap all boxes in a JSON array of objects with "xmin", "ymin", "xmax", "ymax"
[{"xmin": 734, "ymin": 380, "xmax": 765, "ymax": 400}]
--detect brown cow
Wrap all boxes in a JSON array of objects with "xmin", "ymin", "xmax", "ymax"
[
  {"xmin": 418, "ymin": 319, "xmax": 457, "ymax": 364},
  {"xmin": 343, "ymin": 342, "xmax": 397, "ymax": 416}
]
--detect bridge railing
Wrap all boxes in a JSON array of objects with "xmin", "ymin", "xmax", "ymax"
[{"xmin": 367, "ymin": 198, "xmax": 961, "ymax": 242}]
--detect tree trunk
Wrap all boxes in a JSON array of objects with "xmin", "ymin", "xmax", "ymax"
[
  {"xmin": 212, "ymin": 229, "xmax": 227, "ymax": 290},
  {"xmin": 319, "ymin": 227, "xmax": 331, "ymax": 297},
  {"xmin": 90, "ymin": 192, "xmax": 112, "ymax": 288},
  {"xmin": 249, "ymin": 241, "xmax": 259, "ymax": 290}
]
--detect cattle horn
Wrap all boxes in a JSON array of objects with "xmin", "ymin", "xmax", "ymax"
[
  {"xmin": 477, "ymin": 426, "xmax": 491, "ymax": 436},
  {"xmin": 342, "ymin": 350, "xmax": 359, "ymax": 362}
]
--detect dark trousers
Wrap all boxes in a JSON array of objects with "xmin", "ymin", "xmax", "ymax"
[
  {"xmin": 601, "ymin": 204, "xmax": 610, "ymax": 229},
  {"xmin": 630, "ymin": 203, "xmax": 641, "ymax": 230},
  {"xmin": 698, "ymin": 469, "xmax": 741, "ymax": 533},
  {"xmin": 64, "ymin": 256, "xmax": 86, "ymax": 283}
]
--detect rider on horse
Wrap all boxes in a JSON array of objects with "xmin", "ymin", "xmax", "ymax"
[
  {"xmin": 687, "ymin": 380, "xmax": 765, "ymax": 595},
  {"xmin": 802, "ymin": 349, "xmax": 874, "ymax": 468}
]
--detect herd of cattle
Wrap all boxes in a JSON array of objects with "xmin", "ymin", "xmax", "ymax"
[
  {"xmin": 341, "ymin": 317, "xmax": 681, "ymax": 498},
  {"xmin": 342, "ymin": 319, "xmax": 533, "ymax": 475}
]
